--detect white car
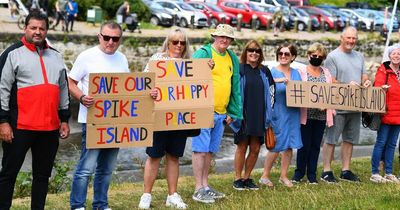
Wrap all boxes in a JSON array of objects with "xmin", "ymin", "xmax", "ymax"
[
  {"xmin": 340, "ymin": 8, "xmax": 374, "ymax": 31},
  {"xmin": 156, "ymin": 0, "xmax": 209, "ymax": 28}
]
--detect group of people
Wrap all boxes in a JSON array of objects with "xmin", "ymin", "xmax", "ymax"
[
  {"xmin": 0, "ymin": 10, "xmax": 400, "ymax": 210},
  {"xmin": 51, "ymin": 0, "xmax": 78, "ymax": 32}
]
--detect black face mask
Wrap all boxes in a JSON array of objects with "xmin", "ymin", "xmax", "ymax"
[{"xmin": 309, "ymin": 57, "xmax": 323, "ymax": 66}]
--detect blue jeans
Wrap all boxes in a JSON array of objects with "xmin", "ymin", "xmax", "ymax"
[
  {"xmin": 371, "ymin": 124, "xmax": 400, "ymax": 174},
  {"xmin": 70, "ymin": 124, "xmax": 119, "ymax": 210}
]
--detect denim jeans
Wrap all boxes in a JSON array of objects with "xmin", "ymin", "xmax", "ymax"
[
  {"xmin": 70, "ymin": 124, "xmax": 119, "ymax": 210},
  {"xmin": 371, "ymin": 124, "xmax": 400, "ymax": 174},
  {"xmin": 294, "ymin": 119, "xmax": 326, "ymax": 181}
]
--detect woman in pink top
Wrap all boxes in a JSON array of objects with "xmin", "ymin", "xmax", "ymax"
[{"xmin": 292, "ymin": 43, "xmax": 335, "ymax": 184}]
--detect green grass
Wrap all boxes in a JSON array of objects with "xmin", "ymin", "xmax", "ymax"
[{"xmin": 11, "ymin": 157, "xmax": 400, "ymax": 209}]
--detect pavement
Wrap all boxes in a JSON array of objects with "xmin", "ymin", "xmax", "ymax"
[{"xmin": 0, "ymin": 7, "xmax": 370, "ymax": 41}]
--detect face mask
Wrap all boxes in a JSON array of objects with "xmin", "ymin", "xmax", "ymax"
[{"xmin": 309, "ymin": 57, "xmax": 323, "ymax": 66}]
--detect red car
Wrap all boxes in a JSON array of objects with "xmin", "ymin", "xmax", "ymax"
[
  {"xmin": 217, "ymin": 0, "xmax": 273, "ymax": 29},
  {"xmin": 187, "ymin": 1, "xmax": 238, "ymax": 26},
  {"xmin": 296, "ymin": 6, "xmax": 344, "ymax": 30}
]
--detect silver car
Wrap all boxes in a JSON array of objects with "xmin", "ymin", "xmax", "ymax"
[{"xmin": 156, "ymin": 0, "xmax": 209, "ymax": 28}]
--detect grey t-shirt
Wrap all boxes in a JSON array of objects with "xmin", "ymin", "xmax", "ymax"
[{"xmin": 324, "ymin": 48, "xmax": 366, "ymax": 84}]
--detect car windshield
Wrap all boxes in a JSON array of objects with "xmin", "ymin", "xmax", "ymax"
[
  {"xmin": 149, "ymin": 2, "xmax": 163, "ymax": 10},
  {"xmin": 206, "ymin": 3, "xmax": 223, "ymax": 12},
  {"xmin": 276, "ymin": 0, "xmax": 289, "ymax": 6},
  {"xmin": 294, "ymin": 8, "xmax": 309, "ymax": 16},
  {"xmin": 178, "ymin": 2, "xmax": 195, "ymax": 11},
  {"xmin": 248, "ymin": 3, "xmax": 263, "ymax": 12}
]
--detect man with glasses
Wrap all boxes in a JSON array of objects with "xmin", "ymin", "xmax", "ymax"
[
  {"xmin": 191, "ymin": 24, "xmax": 242, "ymax": 203},
  {"xmin": 321, "ymin": 26, "xmax": 371, "ymax": 183},
  {"xmin": 68, "ymin": 21, "xmax": 129, "ymax": 210}
]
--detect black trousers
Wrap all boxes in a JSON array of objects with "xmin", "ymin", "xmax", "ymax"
[{"xmin": 0, "ymin": 129, "xmax": 59, "ymax": 210}]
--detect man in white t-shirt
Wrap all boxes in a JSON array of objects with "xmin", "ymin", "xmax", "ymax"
[{"xmin": 68, "ymin": 21, "xmax": 129, "ymax": 210}]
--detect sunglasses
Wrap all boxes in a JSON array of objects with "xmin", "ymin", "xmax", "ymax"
[
  {"xmin": 310, "ymin": 54, "xmax": 324, "ymax": 59},
  {"xmin": 100, "ymin": 33, "xmax": 121, "ymax": 42},
  {"xmin": 247, "ymin": 48, "xmax": 262, "ymax": 54},
  {"xmin": 170, "ymin": 40, "xmax": 186, "ymax": 46},
  {"xmin": 278, "ymin": 52, "xmax": 291, "ymax": 57}
]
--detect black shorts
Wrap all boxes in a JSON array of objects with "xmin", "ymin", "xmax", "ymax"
[{"xmin": 146, "ymin": 130, "xmax": 188, "ymax": 158}]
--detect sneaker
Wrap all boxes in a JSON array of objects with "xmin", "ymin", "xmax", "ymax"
[
  {"xmin": 291, "ymin": 176, "xmax": 302, "ymax": 183},
  {"xmin": 243, "ymin": 178, "xmax": 259, "ymax": 190},
  {"xmin": 320, "ymin": 171, "xmax": 337, "ymax": 183},
  {"xmin": 308, "ymin": 178, "xmax": 318, "ymax": 185},
  {"xmin": 206, "ymin": 187, "xmax": 226, "ymax": 199},
  {"xmin": 74, "ymin": 208, "xmax": 85, "ymax": 210},
  {"xmin": 166, "ymin": 193, "xmax": 187, "ymax": 209},
  {"xmin": 233, "ymin": 179, "xmax": 246, "ymax": 190},
  {"xmin": 104, "ymin": 208, "xmax": 112, "ymax": 210},
  {"xmin": 192, "ymin": 188, "xmax": 215, "ymax": 204},
  {"xmin": 340, "ymin": 170, "xmax": 361, "ymax": 182},
  {"xmin": 384, "ymin": 174, "xmax": 400, "ymax": 183},
  {"xmin": 259, "ymin": 178, "xmax": 274, "ymax": 187},
  {"xmin": 138, "ymin": 193, "xmax": 152, "ymax": 209},
  {"xmin": 370, "ymin": 174, "xmax": 388, "ymax": 183}
]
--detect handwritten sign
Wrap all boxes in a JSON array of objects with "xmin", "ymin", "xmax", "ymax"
[
  {"xmin": 286, "ymin": 81, "xmax": 386, "ymax": 113},
  {"xmin": 86, "ymin": 73, "xmax": 155, "ymax": 148},
  {"xmin": 149, "ymin": 59, "xmax": 214, "ymax": 131}
]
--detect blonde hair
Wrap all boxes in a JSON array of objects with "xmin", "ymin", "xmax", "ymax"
[
  {"xmin": 160, "ymin": 28, "xmax": 192, "ymax": 59},
  {"xmin": 307, "ymin": 42, "xmax": 327, "ymax": 59}
]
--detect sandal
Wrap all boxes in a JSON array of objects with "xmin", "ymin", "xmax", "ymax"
[
  {"xmin": 259, "ymin": 178, "xmax": 274, "ymax": 187},
  {"xmin": 279, "ymin": 178, "xmax": 293, "ymax": 188}
]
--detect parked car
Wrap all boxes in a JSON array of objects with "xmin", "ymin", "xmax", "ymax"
[
  {"xmin": 246, "ymin": 0, "xmax": 289, "ymax": 7},
  {"xmin": 317, "ymin": 6, "xmax": 359, "ymax": 28},
  {"xmin": 356, "ymin": 9, "xmax": 399, "ymax": 32},
  {"xmin": 187, "ymin": 1, "xmax": 237, "ymax": 26},
  {"xmin": 218, "ymin": 0, "xmax": 273, "ymax": 29},
  {"xmin": 291, "ymin": 6, "xmax": 320, "ymax": 31},
  {"xmin": 286, "ymin": 0, "xmax": 308, "ymax": 6},
  {"xmin": 340, "ymin": 8, "xmax": 375, "ymax": 31},
  {"xmin": 297, "ymin": 6, "xmax": 344, "ymax": 30},
  {"xmin": 345, "ymin": 2, "xmax": 370, "ymax": 9},
  {"xmin": 155, "ymin": 0, "xmax": 209, "ymax": 28},
  {"xmin": 142, "ymin": 0, "xmax": 174, "ymax": 27}
]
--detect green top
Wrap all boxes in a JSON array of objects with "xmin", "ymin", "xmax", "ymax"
[{"xmin": 192, "ymin": 43, "xmax": 243, "ymax": 120}]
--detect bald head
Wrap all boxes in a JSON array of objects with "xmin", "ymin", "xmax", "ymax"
[{"xmin": 340, "ymin": 27, "xmax": 358, "ymax": 53}]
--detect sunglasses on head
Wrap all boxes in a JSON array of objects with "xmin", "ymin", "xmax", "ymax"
[
  {"xmin": 171, "ymin": 40, "xmax": 186, "ymax": 46},
  {"xmin": 278, "ymin": 52, "xmax": 291, "ymax": 57},
  {"xmin": 247, "ymin": 48, "xmax": 262, "ymax": 54},
  {"xmin": 100, "ymin": 33, "xmax": 120, "ymax": 42},
  {"xmin": 310, "ymin": 54, "xmax": 323, "ymax": 59}
]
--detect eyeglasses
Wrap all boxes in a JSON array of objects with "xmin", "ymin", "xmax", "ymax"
[
  {"xmin": 247, "ymin": 48, "xmax": 262, "ymax": 54},
  {"xmin": 100, "ymin": 33, "xmax": 121, "ymax": 42},
  {"xmin": 310, "ymin": 54, "xmax": 324, "ymax": 59},
  {"xmin": 170, "ymin": 40, "xmax": 186, "ymax": 46},
  {"xmin": 278, "ymin": 52, "xmax": 291, "ymax": 57}
]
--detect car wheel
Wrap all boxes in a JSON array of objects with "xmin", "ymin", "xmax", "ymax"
[
  {"xmin": 210, "ymin": 18, "xmax": 219, "ymax": 27},
  {"xmin": 180, "ymin": 18, "xmax": 188, "ymax": 28},
  {"xmin": 150, "ymin": 16, "xmax": 159, "ymax": 26},
  {"xmin": 297, "ymin": 22, "xmax": 305, "ymax": 31}
]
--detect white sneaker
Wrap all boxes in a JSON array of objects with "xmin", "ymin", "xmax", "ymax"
[
  {"xmin": 370, "ymin": 174, "xmax": 388, "ymax": 183},
  {"xmin": 384, "ymin": 174, "xmax": 400, "ymax": 183},
  {"xmin": 166, "ymin": 192, "xmax": 187, "ymax": 209},
  {"xmin": 104, "ymin": 208, "xmax": 112, "ymax": 210},
  {"xmin": 74, "ymin": 208, "xmax": 85, "ymax": 210},
  {"xmin": 138, "ymin": 193, "xmax": 152, "ymax": 209}
]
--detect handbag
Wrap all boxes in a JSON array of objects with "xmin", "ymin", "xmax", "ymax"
[
  {"xmin": 361, "ymin": 72, "xmax": 389, "ymax": 131},
  {"xmin": 265, "ymin": 127, "xmax": 276, "ymax": 150}
]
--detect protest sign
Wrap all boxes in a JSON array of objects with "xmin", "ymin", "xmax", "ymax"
[
  {"xmin": 148, "ymin": 59, "xmax": 214, "ymax": 131},
  {"xmin": 86, "ymin": 73, "xmax": 155, "ymax": 148},
  {"xmin": 286, "ymin": 81, "xmax": 386, "ymax": 113}
]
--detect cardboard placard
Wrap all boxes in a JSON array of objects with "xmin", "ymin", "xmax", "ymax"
[
  {"xmin": 286, "ymin": 81, "xmax": 386, "ymax": 113},
  {"xmin": 87, "ymin": 73, "xmax": 155, "ymax": 148},
  {"xmin": 149, "ymin": 59, "xmax": 214, "ymax": 131}
]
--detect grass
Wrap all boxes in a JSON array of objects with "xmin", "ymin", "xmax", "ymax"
[{"xmin": 10, "ymin": 157, "xmax": 400, "ymax": 210}]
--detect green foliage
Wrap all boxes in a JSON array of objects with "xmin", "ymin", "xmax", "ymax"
[
  {"xmin": 131, "ymin": 0, "xmax": 150, "ymax": 22},
  {"xmin": 48, "ymin": 160, "xmax": 74, "ymax": 194},
  {"xmin": 309, "ymin": 0, "xmax": 395, "ymax": 8},
  {"xmin": 14, "ymin": 172, "xmax": 32, "ymax": 198}
]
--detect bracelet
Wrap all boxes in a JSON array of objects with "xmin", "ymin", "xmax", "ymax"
[{"xmin": 79, "ymin": 94, "xmax": 86, "ymax": 104}]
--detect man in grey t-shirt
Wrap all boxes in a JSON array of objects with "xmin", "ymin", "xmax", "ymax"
[{"xmin": 320, "ymin": 27, "xmax": 371, "ymax": 183}]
